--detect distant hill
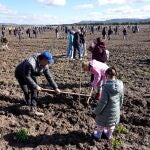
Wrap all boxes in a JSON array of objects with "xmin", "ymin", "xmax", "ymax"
[
  {"xmin": 0, "ymin": 23, "xmax": 18, "ymax": 26},
  {"xmin": 77, "ymin": 18, "xmax": 150, "ymax": 25},
  {"xmin": 0, "ymin": 18, "xmax": 150, "ymax": 26}
]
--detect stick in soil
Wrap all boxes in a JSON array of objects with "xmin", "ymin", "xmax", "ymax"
[{"xmin": 79, "ymin": 60, "xmax": 83, "ymax": 102}]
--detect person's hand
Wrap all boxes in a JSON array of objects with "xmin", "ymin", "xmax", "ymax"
[
  {"xmin": 55, "ymin": 88, "xmax": 61, "ymax": 94},
  {"xmin": 36, "ymin": 86, "xmax": 42, "ymax": 91}
]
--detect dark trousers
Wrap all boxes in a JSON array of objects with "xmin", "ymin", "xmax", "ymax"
[
  {"xmin": 15, "ymin": 74, "xmax": 38, "ymax": 106},
  {"xmin": 73, "ymin": 44, "xmax": 81, "ymax": 59}
]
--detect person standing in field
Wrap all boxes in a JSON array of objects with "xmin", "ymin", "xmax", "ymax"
[
  {"xmin": 123, "ymin": 27, "xmax": 128, "ymax": 40},
  {"xmin": 26, "ymin": 28, "xmax": 31, "ymax": 38},
  {"xmin": 1, "ymin": 26, "xmax": 6, "ymax": 37},
  {"xmin": 102, "ymin": 27, "xmax": 106, "ymax": 39},
  {"xmin": 73, "ymin": 29, "xmax": 82, "ymax": 60},
  {"xmin": 80, "ymin": 29, "xmax": 87, "ymax": 57},
  {"xmin": 107, "ymin": 26, "xmax": 113, "ymax": 40},
  {"xmin": 55, "ymin": 27, "xmax": 59, "ymax": 39},
  {"xmin": 92, "ymin": 67, "xmax": 124, "ymax": 140},
  {"xmin": 66, "ymin": 30, "xmax": 74, "ymax": 59}
]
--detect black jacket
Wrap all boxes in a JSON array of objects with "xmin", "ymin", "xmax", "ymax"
[{"xmin": 15, "ymin": 54, "xmax": 58, "ymax": 89}]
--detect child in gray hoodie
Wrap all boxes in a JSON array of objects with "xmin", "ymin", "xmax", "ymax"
[{"xmin": 92, "ymin": 67, "xmax": 124, "ymax": 140}]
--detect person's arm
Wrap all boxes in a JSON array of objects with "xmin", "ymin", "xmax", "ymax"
[
  {"xmin": 43, "ymin": 67, "xmax": 58, "ymax": 90},
  {"xmin": 23, "ymin": 62, "xmax": 38, "ymax": 89},
  {"xmin": 120, "ymin": 81, "xmax": 124, "ymax": 107},
  {"xmin": 93, "ymin": 86, "xmax": 109, "ymax": 115}
]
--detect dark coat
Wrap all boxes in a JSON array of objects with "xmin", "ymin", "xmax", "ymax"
[
  {"xmin": 92, "ymin": 43, "xmax": 107, "ymax": 63},
  {"xmin": 15, "ymin": 54, "xmax": 58, "ymax": 90}
]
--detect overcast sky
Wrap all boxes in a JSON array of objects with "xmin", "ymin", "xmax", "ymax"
[{"xmin": 0, "ymin": 0, "xmax": 150, "ymax": 24}]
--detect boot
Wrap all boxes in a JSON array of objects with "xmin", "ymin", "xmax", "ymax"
[{"xmin": 29, "ymin": 107, "xmax": 44, "ymax": 117}]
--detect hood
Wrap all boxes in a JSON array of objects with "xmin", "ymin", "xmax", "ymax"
[{"xmin": 105, "ymin": 80, "xmax": 123, "ymax": 95}]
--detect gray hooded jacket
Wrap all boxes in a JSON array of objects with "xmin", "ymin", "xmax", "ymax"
[{"xmin": 94, "ymin": 79, "xmax": 124, "ymax": 126}]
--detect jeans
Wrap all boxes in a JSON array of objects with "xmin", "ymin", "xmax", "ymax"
[
  {"xmin": 66, "ymin": 44, "xmax": 74, "ymax": 58},
  {"xmin": 73, "ymin": 44, "xmax": 81, "ymax": 59}
]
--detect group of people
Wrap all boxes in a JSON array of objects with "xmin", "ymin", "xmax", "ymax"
[
  {"xmin": 102, "ymin": 26, "xmax": 129, "ymax": 40},
  {"xmin": 1, "ymin": 24, "xmax": 125, "ymax": 141},
  {"xmin": 14, "ymin": 33, "xmax": 124, "ymax": 140},
  {"xmin": 66, "ymin": 28, "xmax": 86, "ymax": 60},
  {"xmin": 81, "ymin": 37, "xmax": 124, "ymax": 140}
]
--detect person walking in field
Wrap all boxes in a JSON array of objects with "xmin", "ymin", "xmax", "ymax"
[
  {"xmin": 102, "ymin": 27, "xmax": 106, "ymax": 39},
  {"xmin": 15, "ymin": 51, "xmax": 61, "ymax": 115},
  {"xmin": 26, "ymin": 28, "xmax": 31, "ymax": 38},
  {"xmin": 92, "ymin": 67, "xmax": 124, "ymax": 140},
  {"xmin": 107, "ymin": 26, "xmax": 113, "ymax": 40},
  {"xmin": 123, "ymin": 27, "xmax": 128, "ymax": 40},
  {"xmin": 82, "ymin": 60, "xmax": 109, "ymax": 100},
  {"xmin": 1, "ymin": 26, "xmax": 6, "ymax": 37},
  {"xmin": 55, "ymin": 27, "xmax": 59, "ymax": 39}
]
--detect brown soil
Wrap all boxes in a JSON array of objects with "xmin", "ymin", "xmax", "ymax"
[{"xmin": 0, "ymin": 26, "xmax": 150, "ymax": 150}]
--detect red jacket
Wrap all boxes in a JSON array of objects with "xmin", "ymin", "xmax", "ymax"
[{"xmin": 92, "ymin": 42, "xmax": 107, "ymax": 63}]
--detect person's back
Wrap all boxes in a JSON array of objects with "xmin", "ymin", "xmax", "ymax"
[
  {"xmin": 93, "ymin": 67, "xmax": 124, "ymax": 140},
  {"xmin": 92, "ymin": 42, "xmax": 107, "ymax": 63},
  {"xmin": 90, "ymin": 59, "xmax": 108, "ymax": 73},
  {"xmin": 95, "ymin": 79, "xmax": 124, "ymax": 125},
  {"xmin": 73, "ymin": 32, "xmax": 80, "ymax": 45},
  {"xmin": 102, "ymin": 27, "xmax": 106, "ymax": 34},
  {"xmin": 16, "ymin": 54, "xmax": 47, "ymax": 78},
  {"xmin": 123, "ymin": 28, "xmax": 127, "ymax": 35}
]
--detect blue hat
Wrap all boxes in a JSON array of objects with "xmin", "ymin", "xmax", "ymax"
[{"xmin": 41, "ymin": 51, "xmax": 54, "ymax": 64}]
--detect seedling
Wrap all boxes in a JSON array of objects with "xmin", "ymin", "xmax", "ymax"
[
  {"xmin": 118, "ymin": 75, "xmax": 127, "ymax": 83},
  {"xmin": 115, "ymin": 124, "xmax": 128, "ymax": 134},
  {"xmin": 111, "ymin": 138, "xmax": 123, "ymax": 148},
  {"xmin": 15, "ymin": 128, "xmax": 29, "ymax": 142}
]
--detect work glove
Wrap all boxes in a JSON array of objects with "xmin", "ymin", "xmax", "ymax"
[
  {"xmin": 55, "ymin": 88, "xmax": 61, "ymax": 94},
  {"xmin": 36, "ymin": 86, "xmax": 42, "ymax": 91}
]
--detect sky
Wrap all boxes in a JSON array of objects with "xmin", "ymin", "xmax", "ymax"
[{"xmin": 0, "ymin": 0, "xmax": 150, "ymax": 24}]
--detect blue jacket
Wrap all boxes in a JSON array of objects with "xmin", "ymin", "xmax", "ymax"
[{"xmin": 94, "ymin": 79, "xmax": 124, "ymax": 126}]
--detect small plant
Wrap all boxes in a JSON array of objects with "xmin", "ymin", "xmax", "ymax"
[
  {"xmin": 115, "ymin": 124, "xmax": 128, "ymax": 134},
  {"xmin": 15, "ymin": 128, "xmax": 29, "ymax": 142},
  {"xmin": 111, "ymin": 138, "xmax": 123, "ymax": 148},
  {"xmin": 118, "ymin": 75, "xmax": 127, "ymax": 83}
]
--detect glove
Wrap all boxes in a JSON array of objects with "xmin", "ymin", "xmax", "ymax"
[
  {"xmin": 55, "ymin": 88, "xmax": 61, "ymax": 94},
  {"xmin": 36, "ymin": 86, "xmax": 42, "ymax": 91}
]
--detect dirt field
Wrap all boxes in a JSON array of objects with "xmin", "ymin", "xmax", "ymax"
[{"xmin": 0, "ymin": 26, "xmax": 150, "ymax": 150}]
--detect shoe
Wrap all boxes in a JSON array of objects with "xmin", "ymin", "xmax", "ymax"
[
  {"xmin": 29, "ymin": 107, "xmax": 44, "ymax": 116},
  {"xmin": 23, "ymin": 99, "xmax": 31, "ymax": 105},
  {"xmin": 91, "ymin": 133, "xmax": 101, "ymax": 142},
  {"xmin": 103, "ymin": 129, "xmax": 113, "ymax": 140},
  {"xmin": 31, "ymin": 99, "xmax": 37, "ymax": 107}
]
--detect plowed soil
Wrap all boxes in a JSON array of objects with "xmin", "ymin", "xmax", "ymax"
[{"xmin": 0, "ymin": 26, "xmax": 150, "ymax": 150}]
